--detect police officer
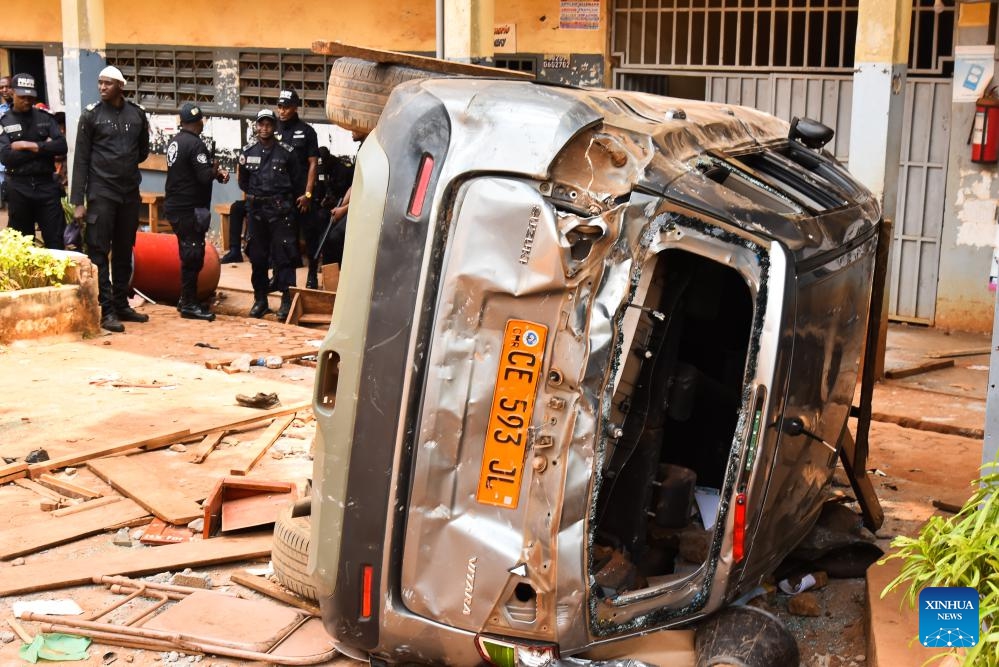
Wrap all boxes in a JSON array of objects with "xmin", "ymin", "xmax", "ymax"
[
  {"xmin": 165, "ymin": 102, "xmax": 230, "ymax": 321},
  {"xmin": 238, "ymin": 108, "xmax": 301, "ymax": 319},
  {"xmin": 71, "ymin": 65, "xmax": 151, "ymax": 333},
  {"xmin": 0, "ymin": 73, "xmax": 68, "ymax": 249},
  {"xmin": 0, "ymin": 76, "xmax": 11, "ymax": 209},
  {"xmin": 275, "ymin": 89, "xmax": 320, "ymax": 288}
]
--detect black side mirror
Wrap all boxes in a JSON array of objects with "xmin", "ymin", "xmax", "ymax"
[{"xmin": 789, "ymin": 117, "xmax": 834, "ymax": 150}]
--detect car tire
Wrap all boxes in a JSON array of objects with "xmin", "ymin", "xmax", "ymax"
[
  {"xmin": 694, "ymin": 606, "xmax": 799, "ymax": 667},
  {"xmin": 326, "ymin": 57, "xmax": 439, "ymax": 134},
  {"xmin": 272, "ymin": 498, "xmax": 320, "ymax": 602}
]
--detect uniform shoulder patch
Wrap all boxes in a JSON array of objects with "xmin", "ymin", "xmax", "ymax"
[
  {"xmin": 242, "ymin": 138, "xmax": 258, "ymax": 151},
  {"xmin": 128, "ymin": 99, "xmax": 147, "ymax": 112},
  {"xmin": 85, "ymin": 102, "xmax": 98, "ymax": 111}
]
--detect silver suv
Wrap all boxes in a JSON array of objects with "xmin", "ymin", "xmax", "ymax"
[{"xmin": 308, "ymin": 72, "xmax": 880, "ymax": 666}]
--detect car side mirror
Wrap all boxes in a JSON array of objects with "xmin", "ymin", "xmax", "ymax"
[{"xmin": 789, "ymin": 117, "xmax": 834, "ymax": 150}]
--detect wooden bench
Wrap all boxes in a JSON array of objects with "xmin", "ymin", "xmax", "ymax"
[
  {"xmin": 285, "ymin": 287, "xmax": 336, "ymax": 328},
  {"xmin": 215, "ymin": 203, "xmax": 233, "ymax": 250},
  {"xmin": 139, "ymin": 191, "xmax": 167, "ymax": 233}
]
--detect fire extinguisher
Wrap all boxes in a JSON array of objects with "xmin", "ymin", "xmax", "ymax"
[{"xmin": 971, "ymin": 88, "xmax": 999, "ymax": 163}]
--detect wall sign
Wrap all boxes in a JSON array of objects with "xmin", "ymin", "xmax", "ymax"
[
  {"xmin": 559, "ymin": 0, "xmax": 600, "ymax": 30},
  {"xmin": 494, "ymin": 23, "xmax": 517, "ymax": 54}
]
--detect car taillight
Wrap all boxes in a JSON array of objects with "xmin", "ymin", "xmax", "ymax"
[
  {"xmin": 407, "ymin": 154, "xmax": 434, "ymax": 218},
  {"xmin": 733, "ymin": 492, "xmax": 747, "ymax": 562},
  {"xmin": 361, "ymin": 564, "xmax": 373, "ymax": 618},
  {"xmin": 475, "ymin": 635, "xmax": 559, "ymax": 667}
]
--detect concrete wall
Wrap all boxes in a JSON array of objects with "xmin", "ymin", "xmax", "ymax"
[{"xmin": 936, "ymin": 5, "xmax": 997, "ymax": 333}]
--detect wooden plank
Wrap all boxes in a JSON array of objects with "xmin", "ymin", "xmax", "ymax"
[
  {"xmin": 0, "ymin": 498, "xmax": 149, "ymax": 560},
  {"xmin": 925, "ymin": 346, "xmax": 990, "ymax": 359},
  {"xmin": 6, "ymin": 617, "xmax": 33, "ymax": 643},
  {"xmin": 0, "ymin": 462, "xmax": 29, "ymax": 484},
  {"xmin": 28, "ymin": 428, "xmax": 191, "ymax": 478},
  {"xmin": 884, "ymin": 358, "xmax": 954, "ymax": 380},
  {"xmin": 0, "ymin": 533, "xmax": 272, "ymax": 596},
  {"xmin": 188, "ymin": 431, "xmax": 228, "ymax": 464},
  {"xmin": 88, "ymin": 457, "xmax": 205, "ymax": 525},
  {"xmin": 36, "ymin": 473, "xmax": 103, "ymax": 500},
  {"xmin": 230, "ymin": 573, "xmax": 320, "ymax": 616},
  {"xmin": 311, "ymin": 40, "xmax": 534, "ymax": 80},
  {"xmin": 14, "ymin": 478, "xmax": 69, "ymax": 503},
  {"xmin": 230, "ymin": 415, "xmax": 297, "ymax": 476},
  {"xmin": 50, "ymin": 495, "xmax": 123, "ymax": 517},
  {"xmin": 205, "ymin": 352, "xmax": 318, "ymax": 371}
]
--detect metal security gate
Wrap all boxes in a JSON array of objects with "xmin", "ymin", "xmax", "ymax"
[
  {"xmin": 889, "ymin": 78, "xmax": 951, "ymax": 324},
  {"xmin": 611, "ymin": 0, "xmax": 955, "ymax": 324}
]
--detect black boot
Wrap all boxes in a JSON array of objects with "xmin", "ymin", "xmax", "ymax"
[
  {"xmin": 219, "ymin": 249, "xmax": 243, "ymax": 264},
  {"xmin": 116, "ymin": 306, "xmax": 149, "ymax": 323},
  {"xmin": 249, "ymin": 292, "xmax": 271, "ymax": 318},
  {"xmin": 276, "ymin": 291, "xmax": 293, "ymax": 321},
  {"xmin": 180, "ymin": 302, "xmax": 216, "ymax": 322},
  {"xmin": 101, "ymin": 313, "xmax": 125, "ymax": 333},
  {"xmin": 306, "ymin": 260, "xmax": 319, "ymax": 290}
]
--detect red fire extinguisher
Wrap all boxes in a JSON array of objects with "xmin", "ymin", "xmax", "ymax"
[{"xmin": 971, "ymin": 89, "xmax": 999, "ymax": 163}]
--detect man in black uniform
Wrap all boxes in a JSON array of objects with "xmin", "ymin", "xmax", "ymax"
[
  {"xmin": 165, "ymin": 102, "xmax": 230, "ymax": 321},
  {"xmin": 0, "ymin": 73, "xmax": 68, "ymax": 249},
  {"xmin": 71, "ymin": 65, "xmax": 151, "ymax": 333},
  {"xmin": 238, "ymin": 108, "xmax": 301, "ymax": 319},
  {"xmin": 275, "ymin": 89, "xmax": 320, "ymax": 288}
]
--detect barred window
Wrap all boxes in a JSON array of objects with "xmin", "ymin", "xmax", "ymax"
[
  {"xmin": 106, "ymin": 48, "xmax": 216, "ymax": 112},
  {"xmin": 238, "ymin": 51, "xmax": 330, "ymax": 121},
  {"xmin": 494, "ymin": 57, "xmax": 538, "ymax": 75}
]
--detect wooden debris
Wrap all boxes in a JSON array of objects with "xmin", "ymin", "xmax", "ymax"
[
  {"xmin": 925, "ymin": 346, "xmax": 990, "ymax": 359},
  {"xmin": 230, "ymin": 572, "xmax": 320, "ymax": 616},
  {"xmin": 14, "ymin": 478, "xmax": 70, "ymax": 503},
  {"xmin": 88, "ymin": 456, "xmax": 205, "ymax": 526},
  {"xmin": 931, "ymin": 498, "xmax": 964, "ymax": 514},
  {"xmin": 0, "ymin": 533, "xmax": 272, "ymax": 596},
  {"xmin": 36, "ymin": 473, "xmax": 103, "ymax": 500},
  {"xmin": 311, "ymin": 40, "xmax": 534, "ymax": 80},
  {"xmin": 188, "ymin": 431, "xmax": 227, "ymax": 464},
  {"xmin": 230, "ymin": 414, "xmax": 297, "ymax": 476},
  {"xmin": 139, "ymin": 518, "xmax": 195, "ymax": 545},
  {"xmin": 0, "ymin": 498, "xmax": 149, "ymax": 560},
  {"xmin": 6, "ymin": 617, "xmax": 33, "ymax": 643},
  {"xmin": 203, "ymin": 478, "xmax": 297, "ymax": 537},
  {"xmin": 40, "ymin": 499, "xmax": 70, "ymax": 512},
  {"xmin": 27, "ymin": 428, "xmax": 192, "ymax": 478},
  {"xmin": 884, "ymin": 358, "xmax": 954, "ymax": 380},
  {"xmin": 50, "ymin": 495, "xmax": 123, "ymax": 517},
  {"xmin": 204, "ymin": 350, "xmax": 318, "ymax": 371},
  {"xmin": 0, "ymin": 462, "xmax": 28, "ymax": 484}
]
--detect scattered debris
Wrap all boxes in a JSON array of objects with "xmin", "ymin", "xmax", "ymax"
[
  {"xmin": 229, "ymin": 572, "xmax": 321, "ymax": 616},
  {"xmin": 884, "ymin": 358, "xmax": 954, "ymax": 380},
  {"xmin": 925, "ymin": 346, "xmax": 989, "ymax": 359},
  {"xmin": 50, "ymin": 496, "xmax": 123, "ymax": 518},
  {"xmin": 0, "ymin": 631, "xmax": 15, "ymax": 644},
  {"xmin": 10, "ymin": 558, "xmax": 25, "ymax": 566},
  {"xmin": 113, "ymin": 527, "xmax": 133, "ymax": 547},
  {"xmin": 194, "ymin": 342, "xmax": 219, "ymax": 349},
  {"xmin": 171, "ymin": 570, "xmax": 212, "ymax": 589},
  {"xmin": 229, "ymin": 415, "xmax": 297, "ymax": 476},
  {"xmin": 203, "ymin": 477, "xmax": 297, "ymax": 537},
  {"xmin": 931, "ymin": 498, "xmax": 963, "ymax": 514},
  {"xmin": 139, "ymin": 519, "xmax": 195, "ymax": 546},
  {"xmin": 236, "ymin": 392, "xmax": 281, "ymax": 409},
  {"xmin": 168, "ymin": 444, "xmax": 188, "ymax": 453},
  {"xmin": 13, "ymin": 599, "xmax": 84, "ymax": 618},
  {"xmin": 187, "ymin": 518, "xmax": 205, "ymax": 533},
  {"xmin": 778, "ymin": 571, "xmax": 829, "ymax": 595},
  {"xmin": 24, "ymin": 449, "xmax": 49, "ymax": 464},
  {"xmin": 36, "ymin": 473, "xmax": 102, "ymax": 500},
  {"xmin": 787, "ymin": 592, "xmax": 822, "ymax": 617}
]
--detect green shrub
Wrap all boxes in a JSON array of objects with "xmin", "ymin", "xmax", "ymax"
[
  {"xmin": 881, "ymin": 463, "xmax": 999, "ymax": 666},
  {"xmin": 0, "ymin": 228, "xmax": 72, "ymax": 291}
]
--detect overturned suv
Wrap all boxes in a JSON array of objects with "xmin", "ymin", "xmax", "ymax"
[{"xmin": 309, "ymin": 72, "xmax": 880, "ymax": 665}]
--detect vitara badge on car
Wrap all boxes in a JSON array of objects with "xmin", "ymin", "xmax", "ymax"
[{"xmin": 476, "ymin": 319, "xmax": 549, "ymax": 509}]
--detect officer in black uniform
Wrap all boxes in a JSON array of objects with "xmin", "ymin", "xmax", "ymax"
[
  {"xmin": 165, "ymin": 102, "xmax": 230, "ymax": 321},
  {"xmin": 71, "ymin": 65, "xmax": 151, "ymax": 333},
  {"xmin": 0, "ymin": 73, "xmax": 68, "ymax": 249},
  {"xmin": 238, "ymin": 108, "xmax": 301, "ymax": 319},
  {"xmin": 275, "ymin": 89, "xmax": 320, "ymax": 288}
]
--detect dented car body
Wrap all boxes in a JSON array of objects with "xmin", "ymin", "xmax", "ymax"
[{"xmin": 310, "ymin": 77, "xmax": 880, "ymax": 665}]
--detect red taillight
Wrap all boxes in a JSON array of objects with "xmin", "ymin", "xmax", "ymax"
[
  {"xmin": 733, "ymin": 492, "xmax": 747, "ymax": 562},
  {"xmin": 408, "ymin": 154, "xmax": 434, "ymax": 217},
  {"xmin": 361, "ymin": 565, "xmax": 373, "ymax": 618}
]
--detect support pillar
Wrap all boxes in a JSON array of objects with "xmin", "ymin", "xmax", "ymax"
[
  {"xmin": 848, "ymin": 0, "xmax": 911, "ymax": 379},
  {"xmin": 61, "ymin": 0, "xmax": 107, "ymax": 172},
  {"xmin": 442, "ymin": 0, "xmax": 495, "ymax": 64}
]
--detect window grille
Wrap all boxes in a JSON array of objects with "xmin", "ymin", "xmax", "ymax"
[
  {"xmin": 237, "ymin": 51, "xmax": 330, "ymax": 121},
  {"xmin": 106, "ymin": 48, "xmax": 216, "ymax": 112},
  {"xmin": 494, "ymin": 57, "xmax": 538, "ymax": 74}
]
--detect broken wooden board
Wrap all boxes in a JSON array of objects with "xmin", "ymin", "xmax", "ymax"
[
  {"xmin": 884, "ymin": 358, "xmax": 954, "ymax": 380},
  {"xmin": 0, "ymin": 532, "xmax": 272, "ymax": 596},
  {"xmin": 28, "ymin": 428, "xmax": 191, "ymax": 478},
  {"xmin": 50, "ymin": 495, "xmax": 122, "ymax": 518},
  {"xmin": 925, "ymin": 346, "xmax": 990, "ymax": 359},
  {"xmin": 139, "ymin": 518, "xmax": 195, "ymax": 545},
  {"xmin": 14, "ymin": 478, "xmax": 69, "ymax": 503},
  {"xmin": 230, "ymin": 414, "xmax": 297, "ymax": 476},
  {"xmin": 188, "ymin": 431, "xmax": 227, "ymax": 464},
  {"xmin": 0, "ymin": 497, "xmax": 149, "ymax": 560},
  {"xmin": 230, "ymin": 572, "xmax": 320, "ymax": 616},
  {"xmin": 0, "ymin": 462, "xmax": 28, "ymax": 484},
  {"xmin": 204, "ymin": 351, "xmax": 319, "ymax": 371},
  {"xmin": 204, "ymin": 478, "xmax": 297, "ymax": 537},
  {"xmin": 88, "ymin": 454, "xmax": 209, "ymax": 525},
  {"xmin": 36, "ymin": 473, "xmax": 102, "ymax": 500}
]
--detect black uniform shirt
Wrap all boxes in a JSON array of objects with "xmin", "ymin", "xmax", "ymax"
[
  {"xmin": 276, "ymin": 115, "xmax": 318, "ymax": 194},
  {"xmin": 70, "ymin": 99, "xmax": 150, "ymax": 205},
  {"xmin": 164, "ymin": 128, "xmax": 215, "ymax": 213},
  {"xmin": 0, "ymin": 107, "xmax": 68, "ymax": 180},
  {"xmin": 237, "ymin": 138, "xmax": 300, "ymax": 198}
]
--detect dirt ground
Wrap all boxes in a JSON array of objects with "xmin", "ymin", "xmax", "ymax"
[{"xmin": 0, "ymin": 306, "xmax": 990, "ymax": 666}]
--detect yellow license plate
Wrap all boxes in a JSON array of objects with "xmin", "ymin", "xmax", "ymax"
[{"xmin": 476, "ymin": 319, "xmax": 548, "ymax": 509}]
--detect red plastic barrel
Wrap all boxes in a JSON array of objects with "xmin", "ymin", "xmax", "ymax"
[{"xmin": 132, "ymin": 231, "xmax": 221, "ymax": 304}]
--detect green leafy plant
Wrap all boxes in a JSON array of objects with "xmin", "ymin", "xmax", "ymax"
[
  {"xmin": 880, "ymin": 463, "xmax": 999, "ymax": 666},
  {"xmin": 0, "ymin": 228, "xmax": 72, "ymax": 291}
]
